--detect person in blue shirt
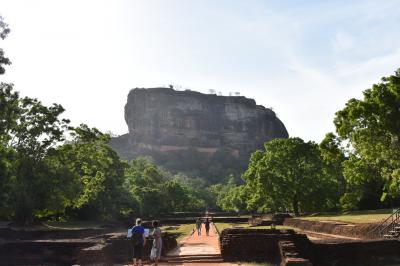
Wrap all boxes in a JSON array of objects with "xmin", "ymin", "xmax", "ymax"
[{"xmin": 132, "ymin": 218, "xmax": 146, "ymax": 266}]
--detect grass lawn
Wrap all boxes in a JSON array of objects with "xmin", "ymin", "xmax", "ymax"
[
  {"xmin": 160, "ymin": 224, "xmax": 195, "ymax": 242},
  {"xmin": 214, "ymin": 222, "xmax": 295, "ymax": 233},
  {"xmin": 298, "ymin": 209, "xmax": 393, "ymax": 224},
  {"xmin": 2, "ymin": 221, "xmax": 107, "ymax": 231},
  {"xmin": 43, "ymin": 221, "xmax": 105, "ymax": 230}
]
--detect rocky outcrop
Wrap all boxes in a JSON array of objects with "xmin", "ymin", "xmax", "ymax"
[{"xmin": 110, "ymin": 87, "xmax": 288, "ymax": 160}]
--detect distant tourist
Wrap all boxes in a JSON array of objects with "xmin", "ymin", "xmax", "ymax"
[
  {"xmin": 150, "ymin": 220, "xmax": 162, "ymax": 266},
  {"xmin": 205, "ymin": 217, "xmax": 210, "ymax": 236},
  {"xmin": 131, "ymin": 218, "xmax": 146, "ymax": 266},
  {"xmin": 196, "ymin": 217, "xmax": 202, "ymax": 236}
]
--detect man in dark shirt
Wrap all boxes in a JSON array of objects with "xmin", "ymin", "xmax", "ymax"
[
  {"xmin": 132, "ymin": 218, "xmax": 146, "ymax": 266},
  {"xmin": 205, "ymin": 217, "xmax": 210, "ymax": 236}
]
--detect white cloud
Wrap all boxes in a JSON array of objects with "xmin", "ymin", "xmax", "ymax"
[{"xmin": 332, "ymin": 31, "xmax": 355, "ymax": 53}]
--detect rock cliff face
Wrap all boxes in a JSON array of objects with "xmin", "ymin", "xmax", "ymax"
[{"xmin": 110, "ymin": 87, "xmax": 288, "ymax": 160}]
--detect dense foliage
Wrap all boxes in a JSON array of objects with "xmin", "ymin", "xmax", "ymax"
[
  {"xmin": 238, "ymin": 138, "xmax": 338, "ymax": 214},
  {"xmin": 216, "ymin": 70, "xmax": 400, "ymax": 214},
  {"xmin": 334, "ymin": 69, "xmax": 400, "ymax": 210},
  {"xmin": 150, "ymin": 147, "xmax": 247, "ymax": 184}
]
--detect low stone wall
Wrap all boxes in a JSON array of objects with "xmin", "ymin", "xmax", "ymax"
[
  {"xmin": 212, "ymin": 217, "xmax": 249, "ymax": 223},
  {"xmin": 0, "ymin": 231, "xmax": 177, "ymax": 265},
  {"xmin": 160, "ymin": 216, "xmax": 249, "ymax": 224},
  {"xmin": 104, "ymin": 232, "xmax": 177, "ymax": 263},
  {"xmin": 219, "ymin": 228, "xmax": 400, "ymax": 266},
  {"xmin": 76, "ymin": 243, "xmax": 114, "ymax": 265},
  {"xmin": 283, "ymin": 218, "xmax": 379, "ymax": 239},
  {"xmin": 279, "ymin": 240, "xmax": 312, "ymax": 266},
  {"xmin": 0, "ymin": 227, "xmax": 111, "ymax": 240},
  {"xmin": 219, "ymin": 228, "xmax": 311, "ymax": 264},
  {"xmin": 311, "ymin": 239, "xmax": 400, "ymax": 266},
  {"xmin": 0, "ymin": 240, "xmax": 93, "ymax": 265}
]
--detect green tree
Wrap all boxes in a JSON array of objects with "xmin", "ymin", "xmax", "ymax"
[
  {"xmin": 2, "ymin": 93, "xmax": 70, "ymax": 223},
  {"xmin": 0, "ymin": 83, "xmax": 19, "ymax": 217},
  {"xmin": 162, "ymin": 180, "xmax": 190, "ymax": 211},
  {"xmin": 334, "ymin": 69, "xmax": 400, "ymax": 205},
  {"xmin": 340, "ymin": 155, "xmax": 384, "ymax": 210},
  {"xmin": 242, "ymin": 137, "xmax": 337, "ymax": 215},
  {"xmin": 216, "ymin": 177, "xmax": 246, "ymax": 213},
  {"xmin": 0, "ymin": 17, "xmax": 15, "ymax": 216},
  {"xmin": 56, "ymin": 125, "xmax": 128, "ymax": 220},
  {"xmin": 0, "ymin": 16, "xmax": 130, "ymax": 222},
  {"xmin": 124, "ymin": 157, "xmax": 165, "ymax": 216},
  {"xmin": 319, "ymin": 133, "xmax": 346, "ymax": 210},
  {"xmin": 0, "ymin": 16, "xmax": 11, "ymax": 74}
]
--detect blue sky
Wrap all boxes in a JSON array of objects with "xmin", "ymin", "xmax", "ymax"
[{"xmin": 1, "ymin": 0, "xmax": 400, "ymax": 142}]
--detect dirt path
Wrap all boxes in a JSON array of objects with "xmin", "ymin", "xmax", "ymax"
[{"xmin": 159, "ymin": 223, "xmax": 238, "ymax": 265}]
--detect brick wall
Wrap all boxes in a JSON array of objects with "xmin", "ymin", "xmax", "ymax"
[
  {"xmin": 219, "ymin": 228, "xmax": 311, "ymax": 264},
  {"xmin": 283, "ymin": 218, "xmax": 378, "ymax": 239}
]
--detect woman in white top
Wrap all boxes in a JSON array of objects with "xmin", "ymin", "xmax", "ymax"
[{"xmin": 150, "ymin": 220, "xmax": 162, "ymax": 266}]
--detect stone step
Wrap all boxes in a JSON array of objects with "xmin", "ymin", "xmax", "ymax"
[
  {"xmin": 0, "ymin": 256, "xmax": 74, "ymax": 266},
  {"xmin": 165, "ymin": 258, "xmax": 224, "ymax": 263},
  {"xmin": 383, "ymin": 234, "xmax": 396, "ymax": 238}
]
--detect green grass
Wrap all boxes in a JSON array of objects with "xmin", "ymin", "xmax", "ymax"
[
  {"xmin": 3, "ymin": 220, "xmax": 106, "ymax": 231},
  {"xmin": 298, "ymin": 209, "xmax": 393, "ymax": 224},
  {"xmin": 160, "ymin": 224, "xmax": 195, "ymax": 242},
  {"xmin": 43, "ymin": 221, "xmax": 105, "ymax": 230},
  {"xmin": 215, "ymin": 222, "xmax": 295, "ymax": 233}
]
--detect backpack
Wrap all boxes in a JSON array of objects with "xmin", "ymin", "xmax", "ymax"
[{"xmin": 131, "ymin": 227, "xmax": 142, "ymax": 246}]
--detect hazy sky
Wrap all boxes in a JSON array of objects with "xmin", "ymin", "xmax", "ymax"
[{"xmin": 1, "ymin": 0, "xmax": 400, "ymax": 142}]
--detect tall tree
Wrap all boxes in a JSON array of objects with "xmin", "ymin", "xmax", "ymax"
[
  {"xmin": 216, "ymin": 177, "xmax": 246, "ymax": 213},
  {"xmin": 56, "ymin": 125, "xmax": 128, "ymax": 220},
  {"xmin": 124, "ymin": 157, "xmax": 165, "ymax": 216},
  {"xmin": 242, "ymin": 137, "xmax": 337, "ymax": 215},
  {"xmin": 319, "ymin": 133, "xmax": 346, "ymax": 210},
  {"xmin": 0, "ymin": 16, "xmax": 11, "ymax": 74},
  {"xmin": 334, "ymin": 69, "xmax": 400, "ymax": 205},
  {"xmin": 2, "ymin": 94, "xmax": 70, "ymax": 222}
]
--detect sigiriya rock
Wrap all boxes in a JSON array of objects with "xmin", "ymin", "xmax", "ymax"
[{"xmin": 110, "ymin": 87, "xmax": 288, "ymax": 162}]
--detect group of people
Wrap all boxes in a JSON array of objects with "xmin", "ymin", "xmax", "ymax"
[
  {"xmin": 130, "ymin": 218, "xmax": 162, "ymax": 266},
  {"xmin": 195, "ymin": 217, "xmax": 211, "ymax": 236},
  {"xmin": 129, "ymin": 216, "xmax": 213, "ymax": 266}
]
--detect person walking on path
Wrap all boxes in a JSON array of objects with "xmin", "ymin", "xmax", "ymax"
[
  {"xmin": 195, "ymin": 217, "xmax": 202, "ymax": 236},
  {"xmin": 150, "ymin": 220, "xmax": 162, "ymax": 266},
  {"xmin": 205, "ymin": 217, "xmax": 210, "ymax": 236},
  {"xmin": 131, "ymin": 218, "xmax": 146, "ymax": 266}
]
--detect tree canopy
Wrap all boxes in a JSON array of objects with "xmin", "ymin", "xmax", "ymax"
[
  {"xmin": 239, "ymin": 138, "xmax": 338, "ymax": 215},
  {"xmin": 334, "ymin": 69, "xmax": 400, "ymax": 208}
]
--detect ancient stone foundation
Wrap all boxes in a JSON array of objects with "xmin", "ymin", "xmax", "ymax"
[
  {"xmin": 219, "ymin": 228, "xmax": 400, "ymax": 266},
  {"xmin": 0, "ymin": 230, "xmax": 177, "ymax": 265},
  {"xmin": 219, "ymin": 228, "xmax": 311, "ymax": 264},
  {"xmin": 311, "ymin": 239, "xmax": 400, "ymax": 266},
  {"xmin": 283, "ymin": 218, "xmax": 379, "ymax": 239}
]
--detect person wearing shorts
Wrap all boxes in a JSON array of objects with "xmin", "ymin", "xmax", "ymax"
[{"xmin": 132, "ymin": 218, "xmax": 146, "ymax": 266}]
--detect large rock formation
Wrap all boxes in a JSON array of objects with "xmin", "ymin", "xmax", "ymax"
[{"xmin": 110, "ymin": 87, "xmax": 288, "ymax": 160}]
